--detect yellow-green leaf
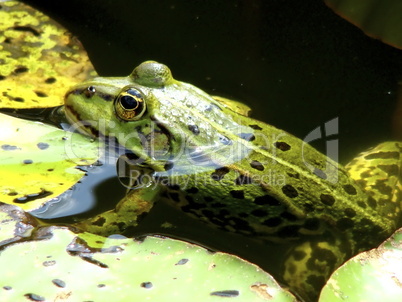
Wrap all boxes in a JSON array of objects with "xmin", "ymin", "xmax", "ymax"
[
  {"xmin": 0, "ymin": 1, "xmax": 97, "ymax": 109},
  {"xmin": 0, "ymin": 113, "xmax": 100, "ymax": 211}
]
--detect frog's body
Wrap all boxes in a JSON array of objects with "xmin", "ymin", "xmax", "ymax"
[{"xmin": 65, "ymin": 61, "xmax": 402, "ymax": 301}]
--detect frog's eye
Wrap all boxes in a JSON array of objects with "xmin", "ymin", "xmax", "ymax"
[{"xmin": 114, "ymin": 87, "xmax": 146, "ymax": 121}]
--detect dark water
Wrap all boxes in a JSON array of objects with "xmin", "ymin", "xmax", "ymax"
[{"xmin": 22, "ymin": 0, "xmax": 402, "ymax": 296}]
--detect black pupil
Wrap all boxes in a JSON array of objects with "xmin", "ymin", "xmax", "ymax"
[{"xmin": 120, "ymin": 95, "xmax": 138, "ymax": 109}]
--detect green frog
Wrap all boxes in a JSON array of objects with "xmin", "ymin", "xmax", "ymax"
[{"xmin": 64, "ymin": 61, "xmax": 402, "ymax": 301}]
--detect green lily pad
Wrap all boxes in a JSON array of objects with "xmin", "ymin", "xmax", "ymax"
[
  {"xmin": 320, "ymin": 227, "xmax": 402, "ymax": 301},
  {"xmin": 324, "ymin": 0, "xmax": 402, "ymax": 49},
  {"xmin": 0, "ymin": 1, "xmax": 96, "ymax": 109},
  {"xmin": 0, "ymin": 113, "xmax": 100, "ymax": 211},
  {"xmin": 0, "ymin": 227, "xmax": 298, "ymax": 301},
  {"xmin": 0, "ymin": 202, "xmax": 39, "ymax": 247}
]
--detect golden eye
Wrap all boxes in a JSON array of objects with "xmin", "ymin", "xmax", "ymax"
[{"xmin": 114, "ymin": 87, "xmax": 146, "ymax": 121}]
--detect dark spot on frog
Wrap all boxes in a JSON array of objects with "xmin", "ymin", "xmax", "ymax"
[
  {"xmin": 211, "ymin": 202, "xmax": 227, "ymax": 208},
  {"xmin": 234, "ymin": 174, "xmax": 253, "ymax": 185},
  {"xmin": 166, "ymin": 184, "xmax": 180, "ymax": 191},
  {"xmin": 205, "ymin": 103, "xmax": 222, "ymax": 112},
  {"xmin": 7, "ymin": 192, "xmax": 17, "ymax": 196},
  {"xmin": 97, "ymin": 284, "xmax": 106, "ymax": 288},
  {"xmin": 34, "ymin": 91, "xmax": 47, "ymax": 98},
  {"xmin": 14, "ymin": 66, "xmax": 29, "ymax": 74},
  {"xmin": 287, "ymin": 172, "xmax": 300, "ymax": 179},
  {"xmin": 1, "ymin": 144, "xmax": 18, "ymax": 151},
  {"xmin": 367, "ymin": 196, "xmax": 377, "ymax": 209},
  {"xmin": 378, "ymin": 164, "xmax": 399, "ymax": 176},
  {"xmin": 314, "ymin": 168, "xmax": 327, "ymax": 180},
  {"xmin": 185, "ymin": 187, "xmax": 199, "ymax": 194},
  {"xmin": 211, "ymin": 167, "xmax": 230, "ymax": 181},
  {"xmin": 14, "ymin": 97, "xmax": 24, "ymax": 102},
  {"xmin": 364, "ymin": 151, "xmax": 400, "ymax": 160},
  {"xmin": 229, "ymin": 217, "xmax": 254, "ymax": 232},
  {"xmin": 306, "ymin": 275, "xmax": 326, "ymax": 297},
  {"xmin": 204, "ymin": 196, "xmax": 214, "ymax": 202},
  {"xmin": 249, "ymin": 124, "xmax": 263, "ymax": 130},
  {"xmin": 52, "ymin": 279, "xmax": 66, "ymax": 288},
  {"xmin": 342, "ymin": 184, "xmax": 357, "ymax": 195},
  {"xmin": 37, "ymin": 142, "xmax": 49, "ymax": 150},
  {"xmin": 262, "ymin": 217, "xmax": 282, "ymax": 227},
  {"xmin": 357, "ymin": 200, "xmax": 367, "ymax": 209},
  {"xmin": 0, "ymin": 75, "xmax": 5, "ymax": 80},
  {"xmin": 140, "ymin": 282, "xmax": 153, "ymax": 289},
  {"xmin": 12, "ymin": 25, "xmax": 41, "ymax": 36},
  {"xmin": 250, "ymin": 209, "xmax": 268, "ymax": 217},
  {"xmin": 373, "ymin": 179, "xmax": 393, "ymax": 195},
  {"xmin": 13, "ymin": 189, "xmax": 52, "ymax": 204},
  {"xmin": 3, "ymin": 286, "xmax": 12, "ymax": 290},
  {"xmin": 303, "ymin": 218, "xmax": 320, "ymax": 231},
  {"xmin": 188, "ymin": 124, "xmax": 200, "ymax": 135},
  {"xmin": 230, "ymin": 190, "xmax": 245, "ymax": 199},
  {"xmin": 282, "ymin": 184, "xmax": 298, "ymax": 198},
  {"xmin": 45, "ymin": 77, "xmax": 56, "ymax": 84},
  {"xmin": 275, "ymin": 141, "xmax": 291, "ymax": 151},
  {"xmin": 238, "ymin": 133, "xmax": 255, "ymax": 141},
  {"xmin": 281, "ymin": 212, "xmax": 298, "ymax": 221},
  {"xmin": 292, "ymin": 250, "xmax": 308, "ymax": 261},
  {"xmin": 219, "ymin": 135, "xmax": 232, "ymax": 145},
  {"xmin": 92, "ymin": 216, "xmax": 106, "ymax": 226},
  {"xmin": 336, "ymin": 218, "xmax": 354, "ymax": 230},
  {"xmin": 344, "ymin": 208, "xmax": 356, "ymax": 218},
  {"xmin": 168, "ymin": 192, "xmax": 180, "ymax": 203},
  {"xmin": 210, "ymin": 290, "xmax": 239, "ymax": 297},
  {"xmin": 320, "ymin": 194, "xmax": 335, "ymax": 206},
  {"xmin": 254, "ymin": 195, "xmax": 281, "ymax": 206},
  {"xmin": 175, "ymin": 258, "xmax": 189, "ymax": 265},
  {"xmin": 24, "ymin": 293, "xmax": 45, "ymax": 301},
  {"xmin": 250, "ymin": 160, "xmax": 264, "ymax": 171},
  {"xmin": 277, "ymin": 225, "xmax": 300, "ymax": 238},
  {"xmin": 164, "ymin": 161, "xmax": 174, "ymax": 171}
]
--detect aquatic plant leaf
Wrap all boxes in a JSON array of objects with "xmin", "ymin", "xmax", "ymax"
[
  {"xmin": 0, "ymin": 113, "xmax": 100, "ymax": 211},
  {"xmin": 0, "ymin": 203, "xmax": 38, "ymax": 248},
  {"xmin": 325, "ymin": 0, "xmax": 402, "ymax": 49},
  {"xmin": 0, "ymin": 1, "xmax": 96, "ymax": 109},
  {"xmin": 0, "ymin": 227, "xmax": 298, "ymax": 301},
  {"xmin": 320, "ymin": 227, "xmax": 402, "ymax": 301}
]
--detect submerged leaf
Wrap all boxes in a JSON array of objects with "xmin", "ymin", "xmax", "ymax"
[
  {"xmin": 0, "ymin": 113, "xmax": 100, "ymax": 211},
  {"xmin": 0, "ymin": 227, "xmax": 298, "ymax": 301},
  {"xmin": 324, "ymin": 0, "xmax": 402, "ymax": 49},
  {"xmin": 0, "ymin": 1, "xmax": 96, "ymax": 109}
]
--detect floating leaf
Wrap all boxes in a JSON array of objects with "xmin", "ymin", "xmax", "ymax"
[
  {"xmin": 0, "ymin": 1, "xmax": 96, "ymax": 109},
  {"xmin": 0, "ymin": 113, "xmax": 100, "ymax": 211},
  {"xmin": 320, "ymin": 227, "xmax": 402, "ymax": 301},
  {"xmin": 324, "ymin": 0, "xmax": 402, "ymax": 49},
  {"xmin": 0, "ymin": 227, "xmax": 298, "ymax": 301},
  {"xmin": 0, "ymin": 203, "xmax": 39, "ymax": 247}
]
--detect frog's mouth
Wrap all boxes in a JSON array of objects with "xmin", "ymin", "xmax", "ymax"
[{"xmin": 64, "ymin": 104, "xmax": 99, "ymax": 138}]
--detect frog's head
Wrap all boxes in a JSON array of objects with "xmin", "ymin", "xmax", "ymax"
[
  {"xmin": 65, "ymin": 61, "xmax": 250, "ymax": 172},
  {"xmin": 64, "ymin": 61, "xmax": 177, "ymax": 160}
]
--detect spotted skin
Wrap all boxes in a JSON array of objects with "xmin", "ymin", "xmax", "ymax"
[{"xmin": 65, "ymin": 61, "xmax": 402, "ymax": 301}]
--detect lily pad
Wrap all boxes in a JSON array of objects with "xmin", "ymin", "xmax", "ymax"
[
  {"xmin": 324, "ymin": 0, "xmax": 402, "ymax": 49},
  {"xmin": 0, "ymin": 227, "xmax": 298, "ymax": 301},
  {"xmin": 0, "ymin": 113, "xmax": 100, "ymax": 211},
  {"xmin": 0, "ymin": 1, "xmax": 96, "ymax": 109},
  {"xmin": 0, "ymin": 202, "xmax": 38, "ymax": 247},
  {"xmin": 320, "ymin": 227, "xmax": 402, "ymax": 301}
]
